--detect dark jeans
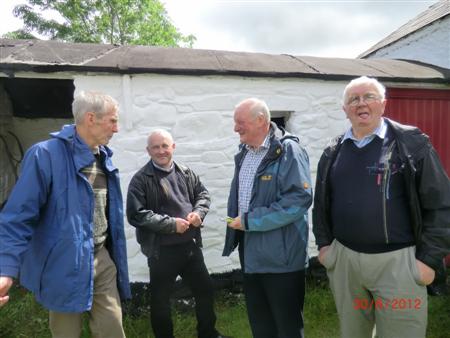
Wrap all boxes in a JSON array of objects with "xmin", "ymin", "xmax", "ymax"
[
  {"xmin": 243, "ymin": 270, "xmax": 306, "ymax": 338},
  {"xmin": 149, "ymin": 241, "xmax": 218, "ymax": 338}
]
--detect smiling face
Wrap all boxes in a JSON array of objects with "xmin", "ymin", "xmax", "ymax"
[
  {"xmin": 343, "ymin": 82, "xmax": 386, "ymax": 139},
  {"xmin": 233, "ymin": 99, "xmax": 269, "ymax": 148},
  {"xmin": 147, "ymin": 132, "xmax": 175, "ymax": 169}
]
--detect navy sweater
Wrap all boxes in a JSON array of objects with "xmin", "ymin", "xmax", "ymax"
[{"xmin": 330, "ymin": 133, "xmax": 414, "ymax": 253}]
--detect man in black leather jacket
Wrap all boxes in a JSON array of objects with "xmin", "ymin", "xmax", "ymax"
[
  {"xmin": 126, "ymin": 129, "xmax": 228, "ymax": 338},
  {"xmin": 313, "ymin": 76, "xmax": 450, "ymax": 338}
]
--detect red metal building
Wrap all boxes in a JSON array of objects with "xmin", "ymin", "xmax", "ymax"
[{"xmin": 385, "ymin": 88, "xmax": 450, "ymax": 176}]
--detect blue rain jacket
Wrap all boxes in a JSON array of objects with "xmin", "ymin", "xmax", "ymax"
[
  {"xmin": 0, "ymin": 124, "xmax": 130, "ymax": 312},
  {"xmin": 223, "ymin": 124, "xmax": 313, "ymax": 273}
]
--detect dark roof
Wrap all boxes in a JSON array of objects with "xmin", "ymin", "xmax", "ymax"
[
  {"xmin": 359, "ymin": 1, "xmax": 450, "ymax": 58},
  {"xmin": 0, "ymin": 38, "xmax": 448, "ymax": 83}
]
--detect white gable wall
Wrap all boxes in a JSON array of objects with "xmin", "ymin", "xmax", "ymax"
[
  {"xmin": 73, "ymin": 73, "xmax": 350, "ymax": 281},
  {"xmin": 366, "ymin": 16, "xmax": 450, "ymax": 69}
]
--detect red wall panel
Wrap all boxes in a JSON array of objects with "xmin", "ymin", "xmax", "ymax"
[{"xmin": 385, "ymin": 88, "xmax": 450, "ymax": 176}]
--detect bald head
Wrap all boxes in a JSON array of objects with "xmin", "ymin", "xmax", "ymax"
[
  {"xmin": 147, "ymin": 129, "xmax": 175, "ymax": 169},
  {"xmin": 235, "ymin": 98, "xmax": 271, "ymax": 122},
  {"xmin": 147, "ymin": 129, "xmax": 174, "ymax": 146}
]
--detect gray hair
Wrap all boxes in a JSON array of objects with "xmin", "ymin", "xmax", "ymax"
[
  {"xmin": 147, "ymin": 129, "xmax": 174, "ymax": 146},
  {"xmin": 236, "ymin": 98, "xmax": 271, "ymax": 122},
  {"xmin": 343, "ymin": 76, "xmax": 386, "ymax": 103},
  {"xmin": 72, "ymin": 91, "xmax": 119, "ymax": 124}
]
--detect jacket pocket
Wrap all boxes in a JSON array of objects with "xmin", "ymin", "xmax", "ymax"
[
  {"xmin": 244, "ymin": 224, "xmax": 307, "ymax": 273},
  {"xmin": 39, "ymin": 239, "xmax": 90, "ymax": 308}
]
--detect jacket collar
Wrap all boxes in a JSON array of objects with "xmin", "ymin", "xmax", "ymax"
[
  {"xmin": 323, "ymin": 117, "xmax": 429, "ymax": 159},
  {"xmin": 142, "ymin": 160, "xmax": 186, "ymax": 177},
  {"xmin": 50, "ymin": 124, "xmax": 115, "ymax": 172},
  {"xmin": 236, "ymin": 122, "xmax": 298, "ymax": 165}
]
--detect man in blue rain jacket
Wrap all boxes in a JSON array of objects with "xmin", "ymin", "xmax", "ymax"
[
  {"xmin": 223, "ymin": 98, "xmax": 313, "ymax": 338},
  {"xmin": 0, "ymin": 91, "xmax": 130, "ymax": 338}
]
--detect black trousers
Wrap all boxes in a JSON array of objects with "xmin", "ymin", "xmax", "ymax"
[
  {"xmin": 243, "ymin": 270, "xmax": 306, "ymax": 338},
  {"xmin": 238, "ymin": 240, "xmax": 305, "ymax": 338},
  {"xmin": 149, "ymin": 241, "xmax": 218, "ymax": 338}
]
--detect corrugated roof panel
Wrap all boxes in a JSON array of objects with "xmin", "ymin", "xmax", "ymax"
[{"xmin": 0, "ymin": 38, "xmax": 448, "ymax": 82}]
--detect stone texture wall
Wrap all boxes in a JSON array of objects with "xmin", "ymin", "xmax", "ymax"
[
  {"xmin": 75, "ymin": 74, "xmax": 350, "ymax": 281},
  {"xmin": 1, "ymin": 74, "xmax": 353, "ymax": 282}
]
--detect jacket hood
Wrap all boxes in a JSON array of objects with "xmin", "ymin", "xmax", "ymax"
[
  {"xmin": 275, "ymin": 123, "xmax": 299, "ymax": 144},
  {"xmin": 237, "ymin": 122, "xmax": 299, "ymax": 151},
  {"xmin": 50, "ymin": 124, "xmax": 76, "ymax": 141}
]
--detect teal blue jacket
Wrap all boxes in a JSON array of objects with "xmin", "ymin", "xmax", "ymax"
[
  {"xmin": 223, "ymin": 124, "xmax": 313, "ymax": 273},
  {"xmin": 0, "ymin": 125, "xmax": 131, "ymax": 312}
]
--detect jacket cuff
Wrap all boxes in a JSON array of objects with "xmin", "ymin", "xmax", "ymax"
[
  {"xmin": 170, "ymin": 218, "xmax": 177, "ymax": 233},
  {"xmin": 318, "ymin": 241, "xmax": 333, "ymax": 250},
  {"xmin": 0, "ymin": 265, "xmax": 19, "ymax": 278},
  {"xmin": 243, "ymin": 213, "xmax": 249, "ymax": 231},
  {"xmin": 416, "ymin": 251, "xmax": 443, "ymax": 271},
  {"xmin": 191, "ymin": 209, "xmax": 204, "ymax": 221}
]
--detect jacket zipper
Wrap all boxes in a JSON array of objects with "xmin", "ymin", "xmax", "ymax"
[{"xmin": 381, "ymin": 141, "xmax": 396, "ymax": 244}]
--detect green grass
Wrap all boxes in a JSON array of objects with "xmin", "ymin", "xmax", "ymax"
[{"xmin": 1, "ymin": 280, "xmax": 449, "ymax": 338}]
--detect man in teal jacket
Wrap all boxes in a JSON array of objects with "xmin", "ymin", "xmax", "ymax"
[
  {"xmin": 0, "ymin": 91, "xmax": 130, "ymax": 338},
  {"xmin": 223, "ymin": 98, "xmax": 313, "ymax": 338}
]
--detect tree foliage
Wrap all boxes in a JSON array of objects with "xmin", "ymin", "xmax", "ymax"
[
  {"xmin": 5, "ymin": 0, "xmax": 195, "ymax": 47},
  {"xmin": 2, "ymin": 29, "xmax": 37, "ymax": 40}
]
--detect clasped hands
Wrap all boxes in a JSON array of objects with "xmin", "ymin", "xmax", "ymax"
[{"xmin": 175, "ymin": 212, "xmax": 202, "ymax": 233}]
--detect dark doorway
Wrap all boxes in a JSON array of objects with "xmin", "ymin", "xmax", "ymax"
[{"xmin": 3, "ymin": 78, "xmax": 74, "ymax": 118}]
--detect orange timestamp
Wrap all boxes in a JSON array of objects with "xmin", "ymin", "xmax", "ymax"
[{"xmin": 353, "ymin": 297, "xmax": 422, "ymax": 310}]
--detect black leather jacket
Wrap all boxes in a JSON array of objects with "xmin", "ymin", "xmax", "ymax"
[
  {"xmin": 312, "ymin": 118, "xmax": 450, "ymax": 271},
  {"xmin": 126, "ymin": 161, "xmax": 210, "ymax": 259}
]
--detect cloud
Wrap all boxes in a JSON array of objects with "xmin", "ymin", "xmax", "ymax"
[
  {"xmin": 2, "ymin": 0, "xmax": 435, "ymax": 58},
  {"xmin": 166, "ymin": 0, "xmax": 435, "ymax": 57}
]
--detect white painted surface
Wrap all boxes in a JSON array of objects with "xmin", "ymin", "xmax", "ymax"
[
  {"xmin": 74, "ymin": 74, "xmax": 350, "ymax": 281},
  {"xmin": 5, "ymin": 73, "xmax": 439, "ymax": 282},
  {"xmin": 366, "ymin": 16, "xmax": 450, "ymax": 69}
]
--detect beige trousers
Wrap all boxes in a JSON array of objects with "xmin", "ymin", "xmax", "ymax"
[
  {"xmin": 323, "ymin": 240, "xmax": 427, "ymax": 338},
  {"xmin": 49, "ymin": 246, "xmax": 125, "ymax": 338}
]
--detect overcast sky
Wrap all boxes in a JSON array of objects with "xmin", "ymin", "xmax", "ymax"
[{"xmin": 0, "ymin": 0, "xmax": 437, "ymax": 58}]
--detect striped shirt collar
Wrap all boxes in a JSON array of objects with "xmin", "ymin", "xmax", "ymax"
[{"xmin": 342, "ymin": 118, "xmax": 387, "ymax": 148}]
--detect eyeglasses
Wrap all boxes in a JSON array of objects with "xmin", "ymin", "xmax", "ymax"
[{"xmin": 346, "ymin": 93, "xmax": 381, "ymax": 106}]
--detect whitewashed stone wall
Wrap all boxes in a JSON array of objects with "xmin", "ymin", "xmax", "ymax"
[
  {"xmin": 366, "ymin": 16, "xmax": 450, "ymax": 69},
  {"xmin": 74, "ymin": 74, "xmax": 350, "ymax": 282}
]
